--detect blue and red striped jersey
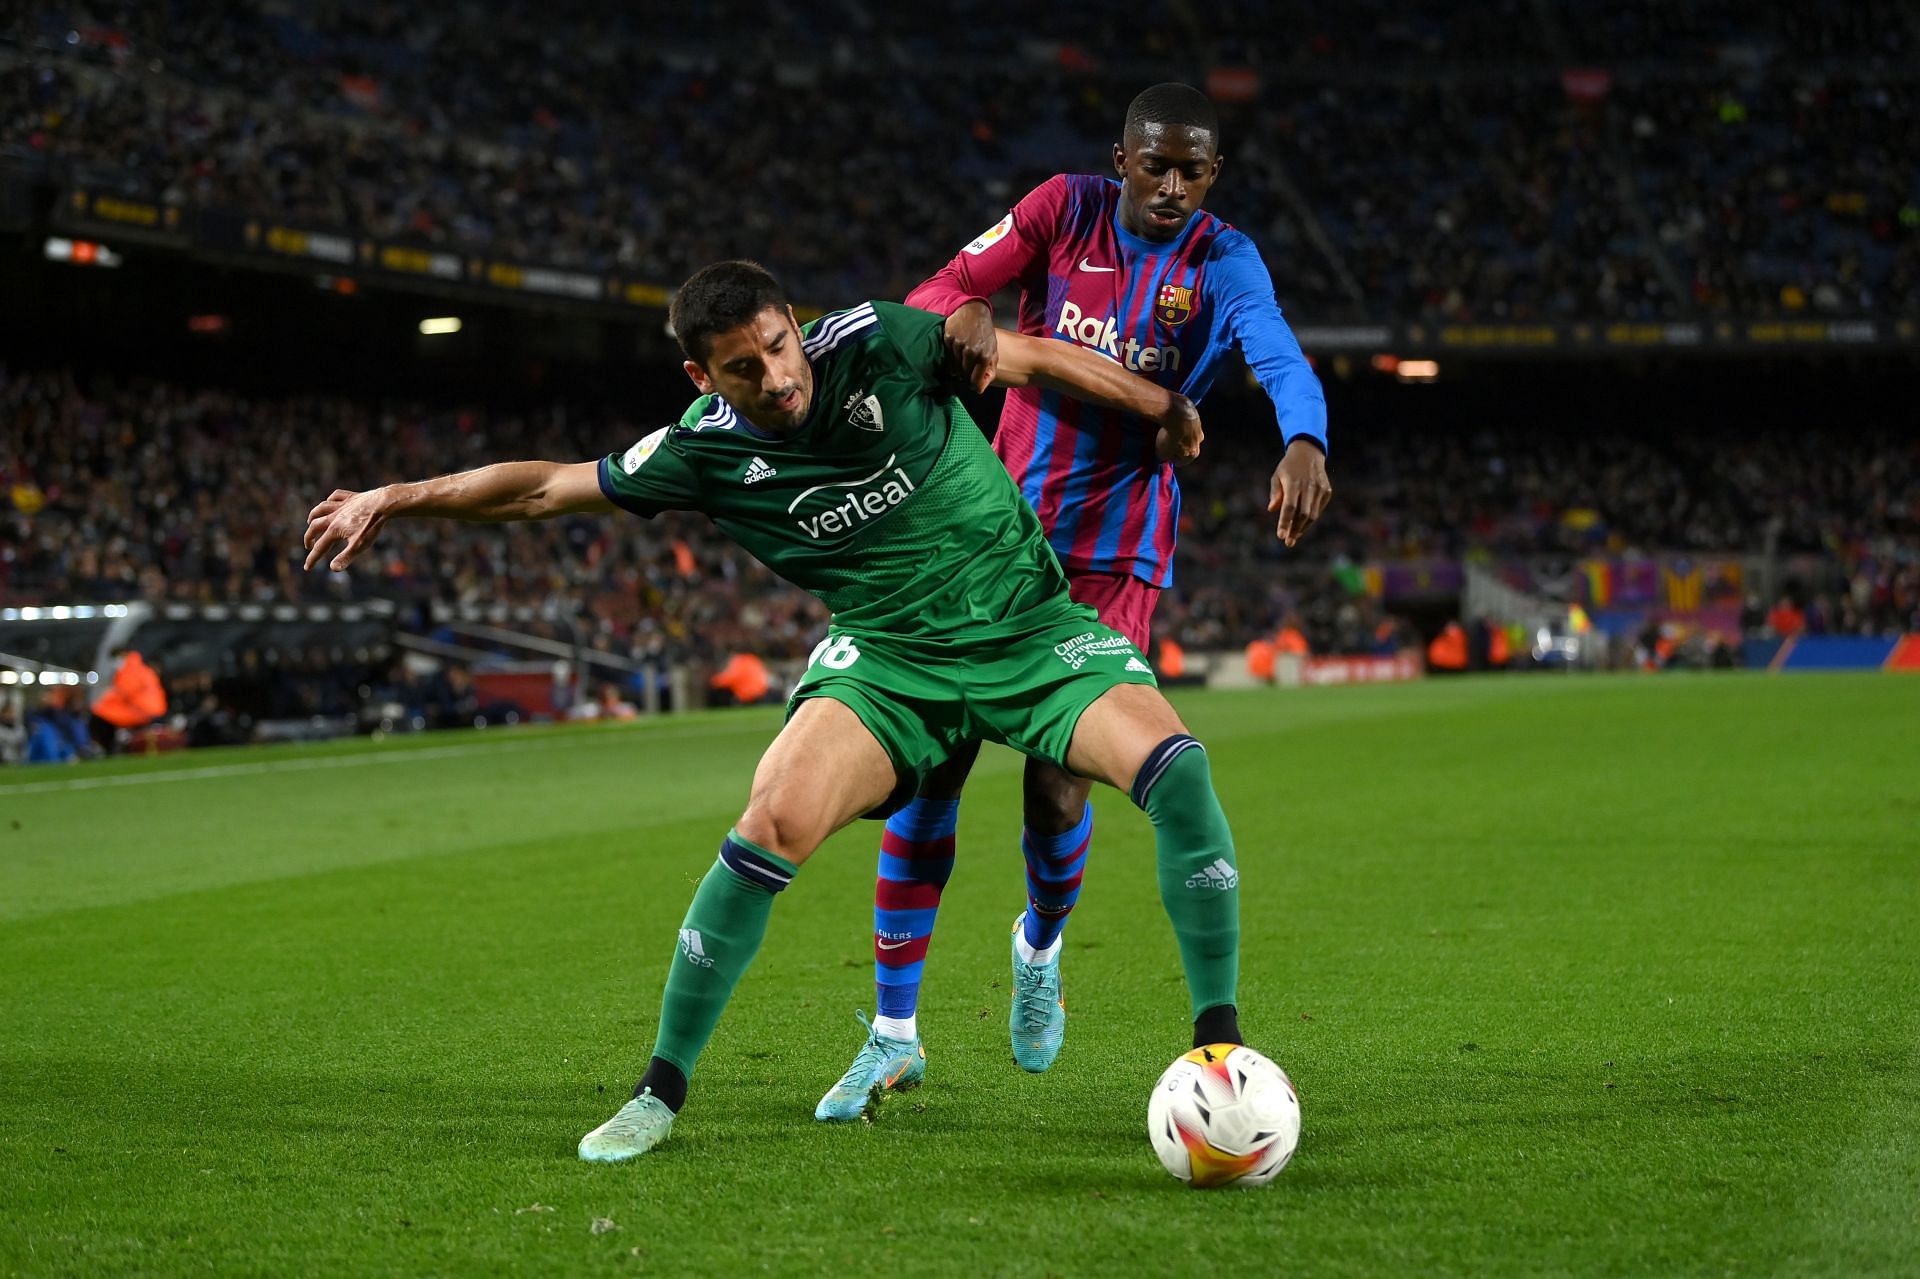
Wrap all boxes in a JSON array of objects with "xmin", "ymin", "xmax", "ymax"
[{"xmin": 908, "ymin": 174, "xmax": 1327, "ymax": 588}]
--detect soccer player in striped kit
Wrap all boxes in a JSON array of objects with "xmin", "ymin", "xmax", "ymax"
[{"xmin": 818, "ymin": 83, "xmax": 1332, "ymax": 1119}]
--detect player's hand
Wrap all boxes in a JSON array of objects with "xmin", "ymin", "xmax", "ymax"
[
  {"xmin": 1155, "ymin": 394, "xmax": 1204, "ymax": 466},
  {"xmin": 303, "ymin": 487, "xmax": 393, "ymax": 572},
  {"xmin": 943, "ymin": 301, "xmax": 998, "ymax": 394},
  {"xmin": 1268, "ymin": 441, "xmax": 1331, "ymax": 548}
]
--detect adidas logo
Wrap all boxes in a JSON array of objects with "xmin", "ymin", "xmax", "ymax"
[
  {"xmin": 743, "ymin": 456, "xmax": 777, "ymax": 484},
  {"xmin": 1126, "ymin": 656, "xmax": 1152, "ymax": 674},
  {"xmin": 1185, "ymin": 858, "xmax": 1239, "ymax": 890},
  {"xmin": 678, "ymin": 928, "xmax": 715, "ymax": 967}
]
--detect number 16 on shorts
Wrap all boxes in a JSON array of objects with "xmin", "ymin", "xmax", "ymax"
[{"xmin": 808, "ymin": 635, "xmax": 862, "ymax": 671}]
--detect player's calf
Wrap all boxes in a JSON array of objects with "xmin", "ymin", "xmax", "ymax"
[
  {"xmin": 1018, "ymin": 759, "xmax": 1095, "ymax": 952},
  {"xmin": 589, "ymin": 697, "xmax": 899, "ymax": 1160},
  {"xmin": 1062, "ymin": 682, "xmax": 1242, "ymax": 1047},
  {"xmin": 872, "ymin": 795, "xmax": 958, "ymax": 1042},
  {"xmin": 581, "ymin": 828, "xmax": 800, "ymax": 1161},
  {"xmin": 1131, "ymin": 734, "xmax": 1241, "ymax": 1046},
  {"xmin": 1009, "ymin": 798, "xmax": 1088, "ymax": 1070},
  {"xmin": 628, "ymin": 831, "xmax": 800, "ymax": 1111}
]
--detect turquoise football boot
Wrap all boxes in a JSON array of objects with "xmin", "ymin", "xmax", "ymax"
[
  {"xmin": 1010, "ymin": 913, "xmax": 1066, "ymax": 1072},
  {"xmin": 815, "ymin": 1011, "xmax": 925, "ymax": 1122},
  {"xmin": 577, "ymin": 1088, "xmax": 676, "ymax": 1162}
]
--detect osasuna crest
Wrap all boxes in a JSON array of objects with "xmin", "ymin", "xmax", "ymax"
[
  {"xmin": 963, "ymin": 211, "xmax": 1014, "ymax": 256},
  {"xmin": 1155, "ymin": 283, "xmax": 1195, "ymax": 327},
  {"xmin": 846, "ymin": 392, "xmax": 885, "ymax": 432}
]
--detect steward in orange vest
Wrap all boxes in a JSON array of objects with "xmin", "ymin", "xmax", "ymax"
[{"xmin": 92, "ymin": 649, "xmax": 167, "ymax": 728}]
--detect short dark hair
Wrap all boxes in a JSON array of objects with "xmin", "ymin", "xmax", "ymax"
[
  {"xmin": 670, "ymin": 260, "xmax": 790, "ymax": 363},
  {"xmin": 1123, "ymin": 82, "xmax": 1220, "ymax": 151}
]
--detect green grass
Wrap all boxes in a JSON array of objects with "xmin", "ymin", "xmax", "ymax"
[{"xmin": 2, "ymin": 674, "xmax": 1916, "ymax": 1277}]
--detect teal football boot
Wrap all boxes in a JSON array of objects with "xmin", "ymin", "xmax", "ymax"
[
  {"xmin": 577, "ymin": 1088, "xmax": 676, "ymax": 1162},
  {"xmin": 815, "ymin": 1010, "xmax": 925, "ymax": 1122},
  {"xmin": 1010, "ymin": 913, "xmax": 1066, "ymax": 1072}
]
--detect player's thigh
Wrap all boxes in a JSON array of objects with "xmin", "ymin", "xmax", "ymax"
[
  {"xmin": 962, "ymin": 612, "xmax": 1158, "ymax": 785},
  {"xmin": 1015, "ymin": 572, "xmax": 1154, "ymax": 827},
  {"xmin": 790, "ymin": 629, "xmax": 970, "ymax": 812},
  {"xmin": 738, "ymin": 696, "xmax": 899, "ymax": 864},
  {"xmin": 1063, "ymin": 683, "xmax": 1190, "ymax": 793},
  {"xmin": 1022, "ymin": 755, "xmax": 1095, "ymax": 835}
]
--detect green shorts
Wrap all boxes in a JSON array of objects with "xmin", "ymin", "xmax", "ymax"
[{"xmin": 788, "ymin": 605, "xmax": 1159, "ymax": 787}]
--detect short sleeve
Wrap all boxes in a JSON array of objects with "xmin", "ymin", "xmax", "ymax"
[
  {"xmin": 869, "ymin": 300, "xmax": 959, "ymax": 393},
  {"xmin": 599, "ymin": 426, "xmax": 701, "ymax": 517}
]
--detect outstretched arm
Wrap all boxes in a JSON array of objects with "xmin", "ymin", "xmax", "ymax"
[
  {"xmin": 990, "ymin": 328, "xmax": 1203, "ymax": 464},
  {"xmin": 303, "ymin": 459, "xmax": 610, "ymax": 571}
]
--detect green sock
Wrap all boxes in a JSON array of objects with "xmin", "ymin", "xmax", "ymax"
[
  {"xmin": 1138, "ymin": 742, "xmax": 1240, "ymax": 1019},
  {"xmin": 648, "ymin": 831, "xmax": 800, "ymax": 1077}
]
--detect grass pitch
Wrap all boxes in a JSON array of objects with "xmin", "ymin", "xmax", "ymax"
[{"xmin": 2, "ymin": 674, "xmax": 1916, "ymax": 1277}]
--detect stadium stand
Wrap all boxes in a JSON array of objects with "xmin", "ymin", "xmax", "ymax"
[
  {"xmin": 1, "ymin": 2, "xmax": 1915, "ymax": 752},
  {"xmin": 4, "ymin": 363, "xmax": 1911, "ymax": 651},
  {"xmin": 0, "ymin": 366, "xmax": 831, "ymax": 664},
  {"xmin": 4, "ymin": 2, "xmax": 1915, "ymax": 320}
]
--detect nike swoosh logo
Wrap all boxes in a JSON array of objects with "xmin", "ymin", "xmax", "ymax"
[
  {"xmin": 877, "ymin": 938, "xmax": 913, "ymax": 950},
  {"xmin": 1078, "ymin": 257, "xmax": 1116, "ymax": 273}
]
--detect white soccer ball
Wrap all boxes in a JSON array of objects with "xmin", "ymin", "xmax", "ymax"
[{"xmin": 1147, "ymin": 1043, "xmax": 1300, "ymax": 1188}]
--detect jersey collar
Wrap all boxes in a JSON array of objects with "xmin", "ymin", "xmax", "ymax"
[{"xmin": 698, "ymin": 392, "xmax": 791, "ymax": 442}]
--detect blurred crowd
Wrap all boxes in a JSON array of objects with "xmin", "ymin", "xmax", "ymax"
[
  {"xmin": 1273, "ymin": 417, "xmax": 1917, "ymax": 561},
  {"xmin": 3, "ymin": 1, "xmax": 1916, "ymax": 320},
  {"xmin": 4, "ymin": 365, "xmax": 1913, "ymax": 660},
  {"xmin": 4, "ymin": 3, "xmax": 1914, "ymax": 761},
  {"xmin": 0, "ymin": 365, "xmax": 833, "ymax": 668}
]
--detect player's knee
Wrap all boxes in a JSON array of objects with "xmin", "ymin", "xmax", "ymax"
[
  {"xmin": 1023, "ymin": 761, "xmax": 1091, "ymax": 835},
  {"xmin": 734, "ymin": 797, "xmax": 825, "ymax": 865},
  {"xmin": 1131, "ymin": 733, "xmax": 1216, "ymax": 814}
]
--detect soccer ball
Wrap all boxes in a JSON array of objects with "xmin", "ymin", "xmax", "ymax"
[{"xmin": 1147, "ymin": 1043, "xmax": 1300, "ymax": 1188}]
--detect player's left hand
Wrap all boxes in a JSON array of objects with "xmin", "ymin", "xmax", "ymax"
[
  {"xmin": 1268, "ymin": 441, "xmax": 1331, "ymax": 548},
  {"xmin": 1155, "ymin": 395, "xmax": 1204, "ymax": 466},
  {"xmin": 942, "ymin": 301, "xmax": 998, "ymax": 393},
  {"xmin": 303, "ymin": 487, "xmax": 392, "ymax": 571}
]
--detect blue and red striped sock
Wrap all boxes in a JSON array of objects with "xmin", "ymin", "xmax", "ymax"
[
  {"xmin": 873, "ymin": 797, "xmax": 958, "ymax": 1030},
  {"xmin": 1020, "ymin": 802, "xmax": 1092, "ymax": 951}
]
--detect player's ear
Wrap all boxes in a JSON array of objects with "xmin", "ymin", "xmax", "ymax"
[
  {"xmin": 1112, "ymin": 142, "xmax": 1127, "ymax": 176},
  {"xmin": 683, "ymin": 359, "xmax": 714, "ymax": 395}
]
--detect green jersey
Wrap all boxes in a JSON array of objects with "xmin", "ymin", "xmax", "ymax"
[{"xmin": 598, "ymin": 301, "xmax": 1081, "ymax": 647}]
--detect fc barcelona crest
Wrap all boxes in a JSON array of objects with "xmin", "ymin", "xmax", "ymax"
[{"xmin": 1155, "ymin": 283, "xmax": 1194, "ymax": 327}]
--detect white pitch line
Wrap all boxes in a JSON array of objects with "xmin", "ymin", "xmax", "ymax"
[{"xmin": 0, "ymin": 719, "xmax": 772, "ymax": 796}]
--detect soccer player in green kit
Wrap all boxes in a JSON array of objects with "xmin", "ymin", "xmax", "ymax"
[{"xmin": 303, "ymin": 262, "xmax": 1243, "ymax": 1161}]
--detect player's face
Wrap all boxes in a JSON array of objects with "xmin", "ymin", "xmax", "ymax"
[
  {"xmin": 686, "ymin": 306, "xmax": 814, "ymax": 434},
  {"xmin": 1114, "ymin": 124, "xmax": 1221, "ymax": 242}
]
